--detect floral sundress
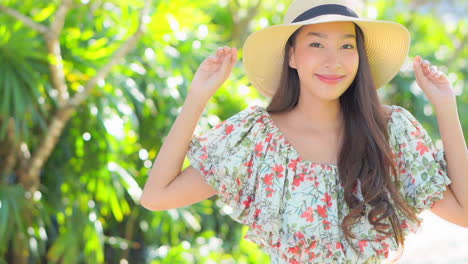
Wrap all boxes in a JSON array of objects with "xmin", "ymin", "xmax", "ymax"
[{"xmin": 186, "ymin": 104, "xmax": 451, "ymax": 264}]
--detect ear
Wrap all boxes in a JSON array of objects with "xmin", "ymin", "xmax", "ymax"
[{"xmin": 288, "ymin": 46, "xmax": 297, "ymax": 69}]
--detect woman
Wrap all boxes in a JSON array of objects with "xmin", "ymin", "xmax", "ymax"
[{"xmin": 141, "ymin": 0, "xmax": 467, "ymax": 263}]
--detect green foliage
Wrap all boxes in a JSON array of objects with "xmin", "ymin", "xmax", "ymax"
[{"xmin": 0, "ymin": 0, "xmax": 466, "ymax": 263}]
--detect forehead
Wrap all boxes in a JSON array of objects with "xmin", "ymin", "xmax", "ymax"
[{"xmin": 298, "ymin": 22, "xmax": 356, "ymax": 37}]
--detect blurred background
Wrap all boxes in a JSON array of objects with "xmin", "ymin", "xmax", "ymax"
[{"xmin": 0, "ymin": 0, "xmax": 466, "ymax": 263}]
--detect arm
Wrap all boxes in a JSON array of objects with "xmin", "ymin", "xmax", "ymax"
[
  {"xmin": 430, "ymin": 104, "xmax": 468, "ymax": 226},
  {"xmin": 140, "ymin": 91, "xmax": 217, "ymax": 211},
  {"xmin": 412, "ymin": 56, "xmax": 468, "ymax": 226},
  {"xmin": 140, "ymin": 46, "xmax": 238, "ymax": 211}
]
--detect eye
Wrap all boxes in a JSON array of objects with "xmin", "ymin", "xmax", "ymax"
[
  {"xmin": 309, "ymin": 43, "xmax": 322, "ymax": 48},
  {"xmin": 343, "ymin": 44, "xmax": 355, "ymax": 49}
]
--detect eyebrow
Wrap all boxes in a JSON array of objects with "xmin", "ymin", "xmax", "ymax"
[{"xmin": 306, "ymin": 32, "xmax": 356, "ymax": 39}]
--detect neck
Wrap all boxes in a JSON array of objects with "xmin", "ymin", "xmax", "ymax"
[{"xmin": 290, "ymin": 94, "xmax": 344, "ymax": 133}]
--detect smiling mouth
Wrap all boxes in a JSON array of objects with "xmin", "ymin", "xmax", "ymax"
[{"xmin": 315, "ymin": 74, "xmax": 345, "ymax": 84}]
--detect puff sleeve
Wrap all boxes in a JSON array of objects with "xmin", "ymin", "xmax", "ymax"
[
  {"xmin": 186, "ymin": 105, "xmax": 263, "ymax": 224},
  {"xmin": 389, "ymin": 106, "xmax": 452, "ymax": 214}
]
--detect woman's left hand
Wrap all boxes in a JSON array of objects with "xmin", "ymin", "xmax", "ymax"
[{"xmin": 413, "ymin": 55, "xmax": 456, "ymax": 109}]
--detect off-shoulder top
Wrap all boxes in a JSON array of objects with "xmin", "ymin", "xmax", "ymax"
[{"xmin": 186, "ymin": 105, "xmax": 451, "ymax": 263}]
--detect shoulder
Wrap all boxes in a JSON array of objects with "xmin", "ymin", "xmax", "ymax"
[
  {"xmin": 214, "ymin": 105, "xmax": 265, "ymax": 128},
  {"xmin": 381, "ymin": 104, "xmax": 393, "ymax": 115},
  {"xmin": 381, "ymin": 104, "xmax": 394, "ymax": 124}
]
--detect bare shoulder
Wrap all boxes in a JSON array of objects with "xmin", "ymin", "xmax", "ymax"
[
  {"xmin": 381, "ymin": 104, "xmax": 394, "ymax": 124},
  {"xmin": 381, "ymin": 104, "xmax": 393, "ymax": 115}
]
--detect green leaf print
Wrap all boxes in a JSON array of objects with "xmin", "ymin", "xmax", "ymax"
[
  {"xmin": 243, "ymin": 120, "xmax": 253, "ymax": 128},
  {"xmin": 241, "ymin": 137, "xmax": 252, "ymax": 148},
  {"xmin": 421, "ymin": 172, "xmax": 428, "ymax": 181},
  {"xmin": 427, "ymin": 186, "xmax": 434, "ymax": 194},
  {"xmin": 422, "ymin": 157, "xmax": 428, "ymax": 166}
]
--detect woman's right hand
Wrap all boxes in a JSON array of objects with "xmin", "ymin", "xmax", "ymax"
[{"xmin": 189, "ymin": 46, "xmax": 238, "ymax": 99}]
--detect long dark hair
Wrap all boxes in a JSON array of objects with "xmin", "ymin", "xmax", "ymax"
[{"xmin": 266, "ymin": 23, "xmax": 421, "ymax": 258}]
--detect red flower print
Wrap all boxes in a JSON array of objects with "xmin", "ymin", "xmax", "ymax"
[
  {"xmin": 236, "ymin": 178, "xmax": 241, "ymax": 186},
  {"xmin": 243, "ymin": 196, "xmax": 254, "ymax": 208},
  {"xmin": 295, "ymin": 231, "xmax": 305, "ymax": 240},
  {"xmin": 199, "ymin": 146, "xmax": 208, "ymax": 160},
  {"xmin": 288, "ymin": 158, "xmax": 299, "ymax": 170},
  {"xmin": 336, "ymin": 242, "xmax": 343, "ymax": 250},
  {"xmin": 292, "ymin": 173, "xmax": 305, "ymax": 187},
  {"xmin": 317, "ymin": 205, "xmax": 328, "ymax": 218},
  {"xmin": 322, "ymin": 219, "xmax": 331, "ymax": 230},
  {"xmin": 255, "ymin": 143, "xmax": 263, "ymax": 157},
  {"xmin": 263, "ymin": 173, "xmax": 274, "ymax": 185},
  {"xmin": 416, "ymin": 141, "xmax": 429, "ymax": 156},
  {"xmin": 321, "ymin": 192, "xmax": 333, "ymax": 207},
  {"xmin": 381, "ymin": 242, "xmax": 390, "ymax": 257},
  {"xmin": 400, "ymin": 220, "xmax": 408, "ymax": 229},
  {"xmin": 310, "ymin": 240, "xmax": 317, "ymax": 249},
  {"xmin": 266, "ymin": 133, "xmax": 274, "ymax": 142},
  {"xmin": 288, "ymin": 245, "xmax": 301, "ymax": 255},
  {"xmin": 272, "ymin": 241, "xmax": 281, "ymax": 248},
  {"xmin": 243, "ymin": 159, "xmax": 254, "ymax": 167},
  {"xmin": 225, "ymin": 124, "xmax": 234, "ymax": 135},
  {"xmin": 199, "ymin": 153, "xmax": 208, "ymax": 160},
  {"xmin": 410, "ymin": 130, "xmax": 422, "ymax": 139},
  {"xmin": 257, "ymin": 116, "xmax": 266, "ymax": 123},
  {"xmin": 399, "ymin": 167, "xmax": 407, "ymax": 175},
  {"xmin": 254, "ymin": 208, "xmax": 261, "ymax": 219},
  {"xmin": 358, "ymin": 240, "xmax": 368, "ymax": 253},
  {"xmin": 301, "ymin": 206, "xmax": 315, "ymax": 222},
  {"xmin": 273, "ymin": 164, "xmax": 285, "ymax": 178},
  {"xmin": 266, "ymin": 187, "xmax": 275, "ymax": 197},
  {"xmin": 252, "ymin": 223, "xmax": 263, "ymax": 230},
  {"xmin": 381, "ymin": 242, "xmax": 389, "ymax": 250}
]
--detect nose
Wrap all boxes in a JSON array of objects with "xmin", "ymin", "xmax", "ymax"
[{"xmin": 323, "ymin": 49, "xmax": 342, "ymax": 69}]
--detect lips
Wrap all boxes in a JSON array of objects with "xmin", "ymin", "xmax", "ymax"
[{"xmin": 315, "ymin": 74, "xmax": 345, "ymax": 84}]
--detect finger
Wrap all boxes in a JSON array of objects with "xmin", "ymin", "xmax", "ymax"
[
  {"xmin": 413, "ymin": 56, "xmax": 427, "ymax": 82},
  {"xmin": 206, "ymin": 55, "xmax": 216, "ymax": 62},
  {"xmin": 217, "ymin": 47, "xmax": 223, "ymax": 57},
  {"xmin": 231, "ymin": 47, "xmax": 237, "ymax": 64},
  {"xmin": 421, "ymin": 59, "xmax": 432, "ymax": 76},
  {"xmin": 220, "ymin": 50, "xmax": 232, "ymax": 68}
]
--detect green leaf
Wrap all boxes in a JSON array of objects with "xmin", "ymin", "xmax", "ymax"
[
  {"xmin": 32, "ymin": 5, "xmax": 55, "ymax": 22},
  {"xmin": 421, "ymin": 173, "xmax": 428, "ymax": 181},
  {"xmin": 0, "ymin": 199, "xmax": 11, "ymax": 253},
  {"xmin": 109, "ymin": 192, "xmax": 123, "ymax": 221}
]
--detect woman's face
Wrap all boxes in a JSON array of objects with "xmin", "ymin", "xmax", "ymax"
[{"xmin": 288, "ymin": 21, "xmax": 359, "ymax": 100}]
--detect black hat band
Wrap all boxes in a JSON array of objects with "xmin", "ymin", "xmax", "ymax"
[{"xmin": 292, "ymin": 4, "xmax": 359, "ymax": 23}]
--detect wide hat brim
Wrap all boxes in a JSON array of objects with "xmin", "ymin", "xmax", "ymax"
[{"xmin": 242, "ymin": 15, "xmax": 410, "ymax": 98}]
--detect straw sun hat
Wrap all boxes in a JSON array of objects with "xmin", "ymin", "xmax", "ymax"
[{"xmin": 242, "ymin": 0, "xmax": 411, "ymax": 98}]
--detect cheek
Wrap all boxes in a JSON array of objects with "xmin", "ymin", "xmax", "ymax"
[{"xmin": 346, "ymin": 53, "xmax": 359, "ymax": 72}]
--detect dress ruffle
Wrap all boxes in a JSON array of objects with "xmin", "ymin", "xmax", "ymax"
[{"xmin": 186, "ymin": 105, "xmax": 451, "ymax": 263}]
